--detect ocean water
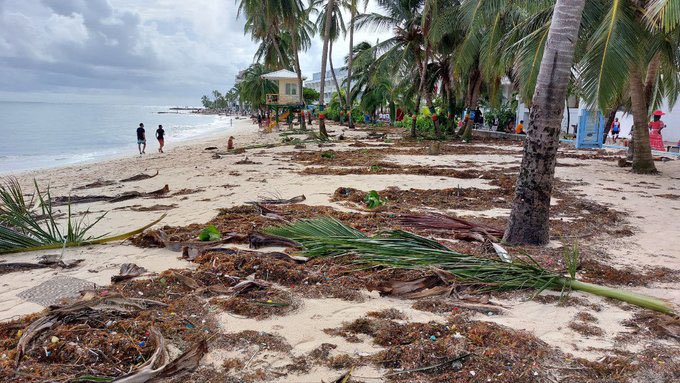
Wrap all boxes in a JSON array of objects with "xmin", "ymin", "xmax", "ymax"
[{"xmin": 0, "ymin": 101, "xmax": 233, "ymax": 174}]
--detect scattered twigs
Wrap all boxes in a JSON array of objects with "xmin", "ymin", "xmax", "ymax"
[
  {"xmin": 15, "ymin": 296, "xmax": 168, "ymax": 367},
  {"xmin": 383, "ymin": 353, "xmax": 471, "ymax": 377}
]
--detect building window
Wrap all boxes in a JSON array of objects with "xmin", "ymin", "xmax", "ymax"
[{"xmin": 285, "ymin": 83, "xmax": 297, "ymax": 95}]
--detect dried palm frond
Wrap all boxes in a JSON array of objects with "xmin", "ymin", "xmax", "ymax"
[
  {"xmin": 0, "ymin": 178, "xmax": 164, "ymax": 254},
  {"xmin": 264, "ymin": 218, "xmax": 675, "ymax": 315},
  {"xmin": 399, "ymin": 213, "xmax": 504, "ymax": 241}
]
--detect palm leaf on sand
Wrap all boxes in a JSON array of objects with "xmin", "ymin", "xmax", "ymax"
[
  {"xmin": 264, "ymin": 218, "xmax": 675, "ymax": 315},
  {"xmin": 0, "ymin": 178, "xmax": 164, "ymax": 254}
]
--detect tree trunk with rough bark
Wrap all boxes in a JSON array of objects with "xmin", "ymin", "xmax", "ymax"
[
  {"xmin": 329, "ymin": 41, "xmax": 346, "ymax": 125},
  {"xmin": 292, "ymin": 46, "xmax": 307, "ymax": 130},
  {"xmin": 346, "ymin": 4, "xmax": 356, "ymax": 129},
  {"xmin": 461, "ymin": 74, "xmax": 481, "ymax": 141},
  {"xmin": 503, "ymin": 0, "xmax": 586, "ymax": 245},
  {"xmin": 629, "ymin": 66, "xmax": 657, "ymax": 173},
  {"xmin": 318, "ymin": 0, "xmax": 335, "ymax": 139}
]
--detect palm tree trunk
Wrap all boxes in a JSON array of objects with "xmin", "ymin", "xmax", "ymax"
[
  {"xmin": 412, "ymin": 50, "xmax": 429, "ymax": 138},
  {"xmin": 318, "ymin": 0, "xmax": 335, "ymax": 139},
  {"xmin": 411, "ymin": 96, "xmax": 422, "ymax": 138},
  {"xmin": 629, "ymin": 66, "xmax": 657, "ymax": 174},
  {"xmin": 328, "ymin": 40, "xmax": 346, "ymax": 125},
  {"xmin": 346, "ymin": 3, "xmax": 356, "ymax": 129},
  {"xmin": 461, "ymin": 73, "xmax": 481, "ymax": 141},
  {"xmin": 292, "ymin": 45, "xmax": 307, "ymax": 130},
  {"xmin": 503, "ymin": 0, "xmax": 587, "ymax": 246}
]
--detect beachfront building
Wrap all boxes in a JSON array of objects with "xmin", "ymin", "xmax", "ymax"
[
  {"xmin": 262, "ymin": 69, "xmax": 306, "ymax": 130},
  {"xmin": 306, "ymin": 67, "xmax": 349, "ymax": 103}
]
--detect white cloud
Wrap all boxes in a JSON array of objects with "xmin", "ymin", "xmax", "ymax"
[{"xmin": 0, "ymin": 0, "xmax": 392, "ymax": 105}]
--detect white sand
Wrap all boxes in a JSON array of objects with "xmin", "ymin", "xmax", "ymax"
[{"xmin": 2, "ymin": 119, "xmax": 679, "ymax": 379}]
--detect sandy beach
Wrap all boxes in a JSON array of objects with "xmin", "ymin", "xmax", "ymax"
[{"xmin": 1, "ymin": 119, "xmax": 679, "ymax": 382}]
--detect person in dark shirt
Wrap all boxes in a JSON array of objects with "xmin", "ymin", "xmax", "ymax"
[
  {"xmin": 156, "ymin": 124, "xmax": 165, "ymax": 153},
  {"xmin": 136, "ymin": 123, "xmax": 146, "ymax": 154}
]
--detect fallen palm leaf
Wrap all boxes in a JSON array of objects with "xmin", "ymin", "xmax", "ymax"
[
  {"xmin": 0, "ymin": 212, "xmax": 166, "ymax": 255},
  {"xmin": 249, "ymin": 232, "xmax": 300, "ymax": 249},
  {"xmin": 264, "ymin": 218, "xmax": 676, "ymax": 315},
  {"xmin": 399, "ymin": 213, "xmax": 504, "ymax": 242}
]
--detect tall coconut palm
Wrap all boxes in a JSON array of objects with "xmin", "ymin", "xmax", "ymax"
[
  {"xmin": 579, "ymin": 0, "xmax": 680, "ymax": 174},
  {"xmin": 318, "ymin": 0, "xmax": 335, "ymax": 138},
  {"xmin": 356, "ymin": 0, "xmax": 426, "ymax": 138},
  {"xmin": 345, "ymin": 0, "xmax": 368, "ymax": 129},
  {"xmin": 286, "ymin": 1, "xmax": 318, "ymax": 130},
  {"xmin": 503, "ymin": 0, "xmax": 587, "ymax": 245},
  {"xmin": 238, "ymin": 63, "xmax": 278, "ymax": 113},
  {"xmin": 238, "ymin": 0, "xmax": 312, "ymax": 128},
  {"xmin": 316, "ymin": 0, "xmax": 348, "ymax": 117}
]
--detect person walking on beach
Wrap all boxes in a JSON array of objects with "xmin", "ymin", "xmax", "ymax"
[
  {"xmin": 156, "ymin": 124, "xmax": 165, "ymax": 153},
  {"xmin": 648, "ymin": 110, "xmax": 666, "ymax": 152},
  {"xmin": 136, "ymin": 123, "xmax": 146, "ymax": 154},
  {"xmin": 610, "ymin": 118, "xmax": 621, "ymax": 143}
]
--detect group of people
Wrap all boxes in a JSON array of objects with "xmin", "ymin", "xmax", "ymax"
[
  {"xmin": 610, "ymin": 110, "xmax": 671, "ymax": 151},
  {"xmin": 136, "ymin": 123, "xmax": 165, "ymax": 155}
]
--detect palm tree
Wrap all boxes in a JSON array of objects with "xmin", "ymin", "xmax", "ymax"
[
  {"xmin": 316, "ymin": 0, "xmax": 348, "ymax": 119},
  {"xmin": 503, "ymin": 0, "xmax": 587, "ymax": 245},
  {"xmin": 286, "ymin": 1, "xmax": 317, "ymax": 130},
  {"xmin": 345, "ymin": 0, "xmax": 368, "ymax": 129},
  {"xmin": 318, "ymin": 0, "xmax": 336, "ymax": 138},
  {"xmin": 238, "ymin": 64, "xmax": 278, "ymax": 114},
  {"xmin": 238, "ymin": 0, "xmax": 312, "ymax": 129},
  {"xmin": 356, "ymin": 0, "xmax": 426, "ymax": 138}
]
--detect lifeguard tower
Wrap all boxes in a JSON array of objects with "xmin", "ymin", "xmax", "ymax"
[{"xmin": 261, "ymin": 69, "xmax": 305, "ymax": 130}]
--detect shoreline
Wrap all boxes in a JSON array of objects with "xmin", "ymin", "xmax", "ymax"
[{"xmin": 1, "ymin": 115, "xmax": 250, "ymax": 178}]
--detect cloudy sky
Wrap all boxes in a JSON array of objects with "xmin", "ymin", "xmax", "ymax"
[{"xmin": 0, "ymin": 0, "xmax": 390, "ymax": 105}]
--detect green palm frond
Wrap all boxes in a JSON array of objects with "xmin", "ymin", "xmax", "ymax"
[
  {"xmin": 265, "ymin": 218, "xmax": 676, "ymax": 315},
  {"xmin": 0, "ymin": 178, "xmax": 164, "ymax": 254},
  {"xmin": 646, "ymin": 0, "xmax": 680, "ymax": 32},
  {"xmin": 580, "ymin": 0, "xmax": 641, "ymax": 111}
]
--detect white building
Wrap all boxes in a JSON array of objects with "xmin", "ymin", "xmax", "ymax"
[{"xmin": 306, "ymin": 67, "xmax": 349, "ymax": 103}]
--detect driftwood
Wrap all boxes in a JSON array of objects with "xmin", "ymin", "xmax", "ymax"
[
  {"xmin": 120, "ymin": 170, "xmax": 159, "ymax": 183},
  {"xmin": 111, "ymin": 263, "xmax": 149, "ymax": 283},
  {"xmin": 0, "ymin": 255, "xmax": 83, "ymax": 275},
  {"xmin": 55, "ymin": 185, "xmax": 170, "ymax": 205},
  {"xmin": 73, "ymin": 179, "xmax": 116, "ymax": 190},
  {"xmin": 247, "ymin": 195, "xmax": 306, "ymax": 205}
]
